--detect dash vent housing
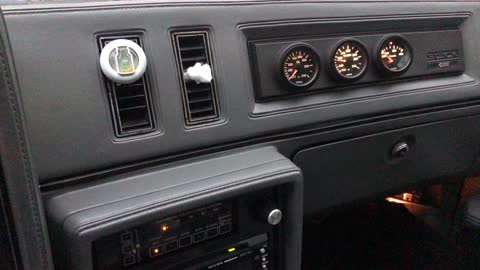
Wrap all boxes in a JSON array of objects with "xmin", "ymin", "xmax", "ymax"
[
  {"xmin": 98, "ymin": 35, "xmax": 156, "ymax": 138},
  {"xmin": 172, "ymin": 31, "xmax": 220, "ymax": 126}
]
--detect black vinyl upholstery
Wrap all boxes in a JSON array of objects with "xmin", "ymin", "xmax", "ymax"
[{"xmin": 464, "ymin": 194, "xmax": 480, "ymax": 230}]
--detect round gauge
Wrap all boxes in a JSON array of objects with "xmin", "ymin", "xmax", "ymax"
[
  {"xmin": 280, "ymin": 45, "xmax": 320, "ymax": 88},
  {"xmin": 377, "ymin": 36, "xmax": 413, "ymax": 74},
  {"xmin": 332, "ymin": 40, "xmax": 368, "ymax": 81}
]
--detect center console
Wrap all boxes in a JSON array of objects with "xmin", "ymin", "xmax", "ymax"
[{"xmin": 44, "ymin": 147, "xmax": 303, "ymax": 270}]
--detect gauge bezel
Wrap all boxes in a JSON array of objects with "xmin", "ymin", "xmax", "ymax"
[
  {"xmin": 376, "ymin": 35, "xmax": 413, "ymax": 76},
  {"xmin": 330, "ymin": 39, "xmax": 369, "ymax": 81},
  {"xmin": 279, "ymin": 43, "xmax": 321, "ymax": 89}
]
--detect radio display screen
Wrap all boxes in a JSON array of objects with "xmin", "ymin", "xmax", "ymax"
[{"xmin": 200, "ymin": 251, "xmax": 255, "ymax": 270}]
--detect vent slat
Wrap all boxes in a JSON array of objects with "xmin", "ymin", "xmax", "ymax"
[
  {"xmin": 180, "ymin": 56, "xmax": 207, "ymax": 63},
  {"xmin": 121, "ymin": 120, "xmax": 150, "ymax": 129},
  {"xmin": 115, "ymin": 82, "xmax": 144, "ymax": 89},
  {"xmin": 117, "ymin": 95, "xmax": 147, "ymax": 109},
  {"xmin": 115, "ymin": 84, "xmax": 144, "ymax": 98},
  {"xmin": 173, "ymin": 31, "xmax": 220, "ymax": 126},
  {"xmin": 188, "ymin": 95, "xmax": 213, "ymax": 104},
  {"xmin": 118, "ymin": 105, "xmax": 147, "ymax": 112},
  {"xmin": 188, "ymin": 90, "xmax": 211, "ymax": 98},
  {"xmin": 100, "ymin": 35, "xmax": 155, "ymax": 137},
  {"xmin": 190, "ymin": 111, "xmax": 217, "ymax": 119},
  {"xmin": 187, "ymin": 86, "xmax": 212, "ymax": 94},
  {"xmin": 117, "ymin": 94, "xmax": 145, "ymax": 100},
  {"xmin": 189, "ymin": 101, "xmax": 213, "ymax": 111},
  {"xmin": 190, "ymin": 107, "xmax": 215, "ymax": 114},
  {"xmin": 179, "ymin": 45, "xmax": 205, "ymax": 51}
]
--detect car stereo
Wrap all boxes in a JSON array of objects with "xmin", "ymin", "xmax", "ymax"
[
  {"xmin": 93, "ymin": 196, "xmax": 276, "ymax": 270},
  {"xmin": 94, "ymin": 202, "xmax": 235, "ymax": 269}
]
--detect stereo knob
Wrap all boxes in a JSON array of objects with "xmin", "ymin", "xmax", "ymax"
[
  {"xmin": 267, "ymin": 209, "xmax": 282, "ymax": 226},
  {"xmin": 391, "ymin": 141, "xmax": 410, "ymax": 159}
]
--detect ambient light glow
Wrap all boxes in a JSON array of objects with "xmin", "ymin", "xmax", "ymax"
[{"xmin": 385, "ymin": 194, "xmax": 416, "ymax": 205}]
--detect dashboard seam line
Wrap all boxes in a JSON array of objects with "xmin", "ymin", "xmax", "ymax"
[
  {"xmin": 70, "ymin": 168, "xmax": 301, "ymax": 235},
  {"xmin": 0, "ymin": 37, "xmax": 50, "ymax": 269}
]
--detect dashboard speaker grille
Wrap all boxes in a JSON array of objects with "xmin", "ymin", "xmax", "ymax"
[
  {"xmin": 172, "ymin": 31, "xmax": 220, "ymax": 126},
  {"xmin": 98, "ymin": 35, "xmax": 156, "ymax": 138}
]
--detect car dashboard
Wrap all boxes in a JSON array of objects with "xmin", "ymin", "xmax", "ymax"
[{"xmin": 1, "ymin": 1, "xmax": 480, "ymax": 270}]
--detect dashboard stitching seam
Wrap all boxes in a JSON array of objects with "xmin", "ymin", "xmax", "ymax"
[
  {"xmin": 0, "ymin": 40, "xmax": 50, "ymax": 269},
  {"xmin": 2, "ymin": 4, "xmax": 475, "ymax": 16},
  {"xmin": 71, "ymin": 168, "xmax": 301, "ymax": 234},
  {"xmin": 59, "ymin": 157, "xmax": 290, "ymax": 228}
]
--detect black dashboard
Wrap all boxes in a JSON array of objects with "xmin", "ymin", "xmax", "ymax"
[
  {"xmin": 4, "ymin": 2, "xmax": 477, "ymax": 184},
  {"xmin": 1, "ymin": 1, "xmax": 480, "ymax": 270}
]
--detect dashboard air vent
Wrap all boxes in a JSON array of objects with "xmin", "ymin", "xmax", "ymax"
[
  {"xmin": 172, "ymin": 31, "xmax": 220, "ymax": 126},
  {"xmin": 98, "ymin": 35, "xmax": 156, "ymax": 138}
]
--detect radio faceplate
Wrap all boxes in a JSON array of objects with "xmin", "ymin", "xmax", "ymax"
[
  {"xmin": 94, "ymin": 202, "xmax": 235, "ymax": 269},
  {"xmin": 93, "ymin": 188, "xmax": 281, "ymax": 270}
]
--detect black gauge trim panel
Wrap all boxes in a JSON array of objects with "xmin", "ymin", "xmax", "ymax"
[{"xmin": 248, "ymin": 29, "xmax": 464, "ymax": 101}]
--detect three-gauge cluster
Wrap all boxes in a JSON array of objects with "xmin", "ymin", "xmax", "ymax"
[{"xmin": 280, "ymin": 36, "xmax": 413, "ymax": 88}]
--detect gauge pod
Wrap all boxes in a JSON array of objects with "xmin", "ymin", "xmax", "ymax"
[
  {"xmin": 376, "ymin": 36, "xmax": 413, "ymax": 75},
  {"xmin": 279, "ymin": 44, "xmax": 320, "ymax": 89},
  {"xmin": 330, "ymin": 40, "xmax": 368, "ymax": 81}
]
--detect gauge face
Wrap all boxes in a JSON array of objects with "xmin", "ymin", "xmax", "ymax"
[
  {"xmin": 281, "ymin": 45, "xmax": 320, "ymax": 88},
  {"xmin": 332, "ymin": 40, "xmax": 368, "ymax": 80},
  {"xmin": 378, "ymin": 36, "xmax": 412, "ymax": 74}
]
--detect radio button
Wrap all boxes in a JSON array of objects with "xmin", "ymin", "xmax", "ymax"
[
  {"xmin": 206, "ymin": 227, "xmax": 219, "ymax": 238},
  {"xmin": 123, "ymin": 254, "xmax": 136, "ymax": 266},
  {"xmin": 150, "ymin": 245, "xmax": 164, "ymax": 257},
  {"xmin": 166, "ymin": 240, "xmax": 178, "ymax": 253},
  {"xmin": 122, "ymin": 244, "xmax": 134, "ymax": 254},
  {"xmin": 219, "ymin": 223, "xmax": 232, "ymax": 234},
  {"xmin": 193, "ymin": 231, "xmax": 206, "ymax": 243},
  {"xmin": 179, "ymin": 235, "xmax": 192, "ymax": 247}
]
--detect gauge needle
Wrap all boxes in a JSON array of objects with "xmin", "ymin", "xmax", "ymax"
[
  {"xmin": 288, "ymin": 69, "xmax": 298, "ymax": 80},
  {"xmin": 387, "ymin": 56, "xmax": 394, "ymax": 63}
]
